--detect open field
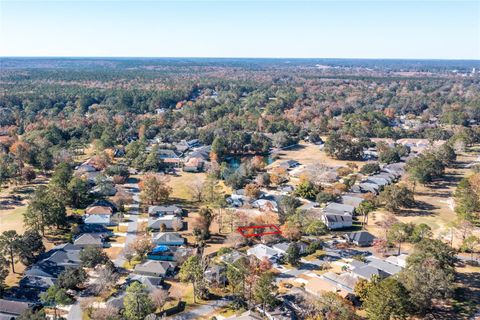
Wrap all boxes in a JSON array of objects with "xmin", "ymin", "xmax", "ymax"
[
  {"xmin": 367, "ymin": 149, "xmax": 479, "ymax": 247},
  {"xmin": 269, "ymin": 142, "xmax": 365, "ymax": 169}
]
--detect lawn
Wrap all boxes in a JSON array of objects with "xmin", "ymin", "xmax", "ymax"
[
  {"xmin": 366, "ymin": 150, "xmax": 478, "ymax": 247},
  {"xmin": 0, "ymin": 205, "xmax": 26, "ymax": 234}
]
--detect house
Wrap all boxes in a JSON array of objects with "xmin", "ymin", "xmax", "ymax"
[
  {"xmin": 272, "ymin": 242, "xmax": 308, "ymax": 255},
  {"xmin": 22, "ymin": 243, "xmax": 82, "ymax": 289},
  {"xmin": 205, "ymin": 264, "xmax": 227, "ymax": 285},
  {"xmin": 157, "ymin": 149, "xmax": 181, "ymax": 168},
  {"xmin": 0, "ymin": 298, "xmax": 32, "ymax": 319},
  {"xmin": 148, "ymin": 205, "xmax": 182, "ymax": 217},
  {"xmin": 304, "ymin": 276, "xmax": 350, "ymax": 298},
  {"xmin": 341, "ymin": 194, "xmax": 365, "ymax": 208},
  {"xmin": 321, "ymin": 271, "xmax": 359, "ymax": 294},
  {"xmin": 128, "ymin": 275, "xmax": 164, "ymax": 292},
  {"xmin": 73, "ymin": 233, "xmax": 104, "ymax": 248},
  {"xmin": 344, "ymin": 231, "xmax": 376, "ymax": 247},
  {"xmin": 366, "ymin": 256, "xmax": 403, "ymax": 275},
  {"xmin": 188, "ymin": 145, "xmax": 211, "ymax": 161},
  {"xmin": 366, "ymin": 177, "xmax": 389, "ymax": 187},
  {"xmin": 224, "ymin": 310, "xmax": 263, "ymax": 320},
  {"xmin": 350, "ymin": 265, "xmax": 387, "ymax": 280},
  {"xmin": 321, "ymin": 213, "xmax": 353, "ymax": 230},
  {"xmin": 385, "ymin": 254, "xmax": 408, "ymax": 268},
  {"xmin": 247, "ymin": 244, "xmax": 283, "ymax": 262},
  {"xmin": 134, "ymin": 260, "xmax": 175, "ymax": 277},
  {"xmin": 278, "ymin": 160, "xmax": 300, "ymax": 170},
  {"xmin": 84, "ymin": 206, "xmax": 113, "ymax": 225},
  {"xmin": 183, "ymin": 157, "xmax": 204, "ymax": 172},
  {"xmin": 358, "ymin": 182, "xmax": 380, "ymax": 194},
  {"xmin": 220, "ymin": 251, "xmax": 247, "ymax": 265},
  {"xmin": 324, "ymin": 202, "xmax": 355, "ymax": 216},
  {"xmin": 147, "ymin": 246, "xmax": 194, "ymax": 262},
  {"xmin": 152, "ymin": 232, "xmax": 185, "ymax": 246},
  {"xmin": 252, "ymin": 199, "xmax": 278, "ymax": 212},
  {"xmin": 148, "ymin": 215, "xmax": 182, "ymax": 230}
]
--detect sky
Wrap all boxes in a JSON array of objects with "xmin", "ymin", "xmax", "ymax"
[{"xmin": 0, "ymin": 0, "xmax": 479, "ymax": 59}]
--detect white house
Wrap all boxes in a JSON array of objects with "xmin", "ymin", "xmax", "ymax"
[
  {"xmin": 148, "ymin": 215, "xmax": 182, "ymax": 230},
  {"xmin": 321, "ymin": 213, "xmax": 353, "ymax": 230},
  {"xmin": 247, "ymin": 244, "xmax": 283, "ymax": 262}
]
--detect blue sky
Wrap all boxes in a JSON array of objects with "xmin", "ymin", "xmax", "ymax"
[{"xmin": 0, "ymin": 1, "xmax": 479, "ymax": 59}]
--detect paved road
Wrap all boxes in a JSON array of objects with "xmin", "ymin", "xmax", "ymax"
[
  {"xmin": 114, "ymin": 182, "xmax": 140, "ymax": 268},
  {"xmin": 68, "ymin": 181, "xmax": 141, "ymax": 320},
  {"xmin": 171, "ymin": 299, "xmax": 229, "ymax": 320}
]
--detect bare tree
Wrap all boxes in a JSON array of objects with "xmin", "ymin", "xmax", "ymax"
[
  {"xmin": 90, "ymin": 305, "xmax": 120, "ymax": 320},
  {"xmin": 150, "ymin": 289, "xmax": 169, "ymax": 312},
  {"xmin": 188, "ymin": 178, "xmax": 204, "ymax": 202},
  {"xmin": 172, "ymin": 218, "xmax": 183, "ymax": 231}
]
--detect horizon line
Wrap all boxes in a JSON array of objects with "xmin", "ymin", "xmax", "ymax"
[{"xmin": 1, "ymin": 56, "xmax": 480, "ymax": 62}]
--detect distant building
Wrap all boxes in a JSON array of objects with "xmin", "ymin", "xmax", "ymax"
[{"xmin": 344, "ymin": 231, "xmax": 375, "ymax": 247}]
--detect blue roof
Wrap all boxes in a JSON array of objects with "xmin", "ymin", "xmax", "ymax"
[{"xmin": 152, "ymin": 245, "xmax": 170, "ymax": 253}]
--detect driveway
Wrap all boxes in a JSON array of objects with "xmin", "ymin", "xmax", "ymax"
[
  {"xmin": 114, "ymin": 182, "xmax": 140, "ymax": 268},
  {"xmin": 171, "ymin": 299, "xmax": 229, "ymax": 320}
]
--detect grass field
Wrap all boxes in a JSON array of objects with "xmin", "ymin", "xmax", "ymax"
[
  {"xmin": 0, "ymin": 206, "xmax": 26, "ymax": 234},
  {"xmin": 367, "ymin": 150, "xmax": 479, "ymax": 247}
]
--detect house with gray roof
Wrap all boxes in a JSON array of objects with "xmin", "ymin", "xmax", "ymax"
[
  {"xmin": 148, "ymin": 205, "xmax": 182, "ymax": 217},
  {"xmin": 134, "ymin": 260, "xmax": 175, "ymax": 277},
  {"xmin": 73, "ymin": 233, "xmax": 104, "ymax": 248},
  {"xmin": 324, "ymin": 202, "xmax": 355, "ymax": 216},
  {"xmin": 148, "ymin": 215, "xmax": 182, "ymax": 230},
  {"xmin": 344, "ymin": 231, "xmax": 375, "ymax": 247},
  {"xmin": 341, "ymin": 194, "xmax": 365, "ymax": 208},
  {"xmin": 366, "ymin": 256, "xmax": 403, "ymax": 275},
  {"xmin": 351, "ymin": 265, "xmax": 387, "ymax": 280},
  {"xmin": 0, "ymin": 299, "xmax": 32, "ymax": 319},
  {"xmin": 152, "ymin": 232, "xmax": 185, "ymax": 246},
  {"xmin": 359, "ymin": 182, "xmax": 380, "ymax": 194}
]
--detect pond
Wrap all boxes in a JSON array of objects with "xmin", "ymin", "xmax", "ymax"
[{"xmin": 225, "ymin": 154, "xmax": 276, "ymax": 170}]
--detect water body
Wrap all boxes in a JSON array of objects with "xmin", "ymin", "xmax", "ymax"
[{"xmin": 225, "ymin": 154, "xmax": 275, "ymax": 170}]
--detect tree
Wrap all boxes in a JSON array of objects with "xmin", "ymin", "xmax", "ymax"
[
  {"xmin": 280, "ymin": 220, "xmax": 302, "ymax": 241},
  {"xmin": 79, "ymin": 246, "xmax": 109, "ymax": 268},
  {"xmin": 316, "ymin": 191, "xmax": 340, "ymax": 204},
  {"xmin": 409, "ymin": 223, "xmax": 432, "ymax": 243},
  {"xmin": 40, "ymin": 285, "xmax": 73, "ymax": 319},
  {"xmin": 17, "ymin": 309, "xmax": 47, "ymax": 320},
  {"xmin": 139, "ymin": 174, "xmax": 172, "ymax": 205},
  {"xmin": 254, "ymin": 272, "xmax": 278, "ymax": 313},
  {"xmin": 305, "ymin": 291, "xmax": 358, "ymax": 320},
  {"xmin": 131, "ymin": 237, "xmax": 154, "ymax": 260},
  {"xmin": 361, "ymin": 162, "xmax": 381, "ymax": 175},
  {"xmin": 304, "ymin": 220, "xmax": 328, "ymax": 236},
  {"xmin": 357, "ymin": 200, "xmax": 375, "ymax": 227},
  {"xmin": 57, "ymin": 267, "xmax": 87, "ymax": 290},
  {"xmin": 325, "ymin": 133, "xmax": 364, "ymax": 161},
  {"xmin": 0, "ymin": 256, "xmax": 9, "ymax": 296},
  {"xmin": 278, "ymin": 195, "xmax": 301, "ymax": 222},
  {"xmin": 400, "ymin": 239, "xmax": 456, "ymax": 314},
  {"xmin": 379, "ymin": 184, "xmax": 414, "ymax": 213},
  {"xmin": 50, "ymin": 163, "xmax": 73, "ymax": 189},
  {"xmin": 285, "ymin": 242, "xmax": 301, "ymax": 266},
  {"xmin": 17, "ymin": 230, "xmax": 45, "ymax": 266},
  {"xmin": 24, "ymin": 186, "xmax": 66, "ymax": 235},
  {"xmin": 294, "ymin": 180, "xmax": 318, "ymax": 200},
  {"xmin": 95, "ymin": 264, "xmax": 119, "ymax": 295},
  {"xmin": 67, "ymin": 176, "xmax": 91, "ymax": 208},
  {"xmin": 150, "ymin": 289, "xmax": 168, "ymax": 311},
  {"xmin": 354, "ymin": 278, "xmax": 373, "ymax": 302},
  {"xmin": 461, "ymin": 235, "xmax": 480, "ymax": 260},
  {"xmin": 89, "ymin": 306, "xmax": 120, "ymax": 320},
  {"xmin": 179, "ymin": 256, "xmax": 204, "ymax": 303},
  {"xmin": 193, "ymin": 207, "xmax": 214, "ymax": 241},
  {"xmin": 363, "ymin": 278, "xmax": 411, "ymax": 320},
  {"xmin": 245, "ymin": 183, "xmax": 261, "ymax": 198},
  {"xmin": 388, "ymin": 223, "xmax": 413, "ymax": 255},
  {"xmin": 123, "ymin": 282, "xmax": 155, "ymax": 320},
  {"xmin": 0, "ymin": 230, "xmax": 20, "ymax": 273}
]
